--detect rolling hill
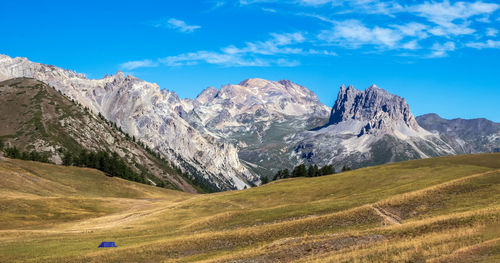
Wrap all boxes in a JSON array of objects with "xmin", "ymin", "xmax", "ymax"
[{"xmin": 0, "ymin": 153, "xmax": 499, "ymax": 262}]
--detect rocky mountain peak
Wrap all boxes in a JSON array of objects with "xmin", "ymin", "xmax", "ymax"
[
  {"xmin": 278, "ymin": 79, "xmax": 294, "ymax": 87},
  {"xmin": 195, "ymin": 86, "xmax": 219, "ymax": 104},
  {"xmin": 238, "ymin": 78, "xmax": 271, "ymax": 88},
  {"xmin": 328, "ymin": 85, "xmax": 421, "ymax": 136}
]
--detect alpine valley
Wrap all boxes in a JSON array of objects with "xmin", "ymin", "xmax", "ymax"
[{"xmin": 1, "ymin": 54, "xmax": 499, "ymax": 191}]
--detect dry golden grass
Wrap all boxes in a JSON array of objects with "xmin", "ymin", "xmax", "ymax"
[{"xmin": 0, "ymin": 153, "xmax": 499, "ymax": 262}]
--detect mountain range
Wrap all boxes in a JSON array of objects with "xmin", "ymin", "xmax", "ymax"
[{"xmin": 1, "ymin": 54, "xmax": 499, "ymax": 190}]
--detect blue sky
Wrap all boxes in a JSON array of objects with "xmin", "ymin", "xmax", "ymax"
[{"xmin": 1, "ymin": 0, "xmax": 499, "ymax": 121}]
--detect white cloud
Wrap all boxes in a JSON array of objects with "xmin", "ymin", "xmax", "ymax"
[
  {"xmin": 476, "ymin": 15, "xmax": 491, "ymax": 23},
  {"xmin": 391, "ymin": 22, "xmax": 429, "ymax": 39},
  {"xmin": 486, "ymin": 28, "xmax": 498, "ymax": 37},
  {"xmin": 318, "ymin": 20, "xmax": 407, "ymax": 49},
  {"xmin": 262, "ymin": 7, "xmax": 277, "ymax": 12},
  {"xmin": 153, "ymin": 18, "xmax": 201, "ymax": 33},
  {"xmin": 301, "ymin": 0, "xmax": 403, "ymax": 15},
  {"xmin": 429, "ymin": 41, "xmax": 456, "ymax": 57},
  {"xmin": 411, "ymin": 1, "xmax": 499, "ymax": 25},
  {"xmin": 402, "ymin": 40, "xmax": 420, "ymax": 50},
  {"xmin": 427, "ymin": 23, "xmax": 475, "ymax": 36},
  {"xmin": 466, "ymin": 39, "xmax": 500, "ymax": 49},
  {"xmin": 222, "ymin": 32, "xmax": 306, "ymax": 55},
  {"xmin": 298, "ymin": 0, "xmax": 337, "ymax": 6},
  {"xmin": 159, "ymin": 51, "xmax": 267, "ymax": 67},
  {"xmin": 157, "ymin": 32, "xmax": 311, "ymax": 67},
  {"xmin": 410, "ymin": 1, "xmax": 499, "ymax": 37},
  {"xmin": 216, "ymin": 0, "xmax": 500, "ymax": 59},
  {"xmin": 120, "ymin": 59, "xmax": 158, "ymax": 70},
  {"xmin": 307, "ymin": 49, "xmax": 337, "ymax": 55}
]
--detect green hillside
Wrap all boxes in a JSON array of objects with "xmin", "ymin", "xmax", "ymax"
[
  {"xmin": 0, "ymin": 153, "xmax": 499, "ymax": 262},
  {"xmin": 0, "ymin": 78, "xmax": 199, "ymax": 192}
]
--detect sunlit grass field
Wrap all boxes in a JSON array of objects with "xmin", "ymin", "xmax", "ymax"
[{"xmin": 1, "ymin": 153, "xmax": 499, "ymax": 262}]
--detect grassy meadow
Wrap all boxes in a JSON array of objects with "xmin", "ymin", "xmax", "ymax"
[{"xmin": 0, "ymin": 153, "xmax": 499, "ymax": 262}]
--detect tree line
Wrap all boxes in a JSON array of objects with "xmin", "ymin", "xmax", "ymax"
[
  {"xmin": 62, "ymin": 150, "xmax": 146, "ymax": 183},
  {"xmin": 262, "ymin": 163, "xmax": 352, "ymax": 184},
  {"xmin": 2, "ymin": 146, "xmax": 52, "ymax": 163},
  {"xmin": 273, "ymin": 164, "xmax": 335, "ymax": 180}
]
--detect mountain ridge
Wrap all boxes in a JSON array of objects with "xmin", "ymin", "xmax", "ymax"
[
  {"xmin": 0, "ymin": 77, "xmax": 200, "ymax": 192},
  {"xmin": 1, "ymin": 54, "xmax": 499, "ymax": 187},
  {"xmin": 0, "ymin": 54, "xmax": 260, "ymax": 191}
]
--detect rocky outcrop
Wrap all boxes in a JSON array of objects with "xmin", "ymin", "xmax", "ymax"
[
  {"xmin": 328, "ymin": 84, "xmax": 422, "ymax": 136},
  {"xmin": 289, "ymin": 85, "xmax": 457, "ymax": 170},
  {"xmin": 0, "ymin": 54, "xmax": 259, "ymax": 190}
]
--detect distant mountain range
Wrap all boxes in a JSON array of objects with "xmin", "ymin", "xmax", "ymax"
[{"xmin": 1, "ymin": 54, "xmax": 498, "ymax": 190}]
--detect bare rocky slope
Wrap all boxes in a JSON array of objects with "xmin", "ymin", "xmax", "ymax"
[
  {"xmin": 0, "ymin": 78, "xmax": 198, "ymax": 192},
  {"xmin": 0, "ymin": 55, "xmax": 260, "ymax": 191}
]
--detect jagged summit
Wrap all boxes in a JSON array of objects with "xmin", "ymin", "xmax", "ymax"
[
  {"xmin": 289, "ymin": 84, "xmax": 457, "ymax": 170},
  {"xmin": 328, "ymin": 84, "xmax": 420, "ymax": 135}
]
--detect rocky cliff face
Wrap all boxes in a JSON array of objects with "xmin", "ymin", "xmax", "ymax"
[
  {"xmin": 0, "ymin": 54, "xmax": 259, "ymax": 190},
  {"xmin": 184, "ymin": 78, "xmax": 330, "ymax": 176},
  {"xmin": 329, "ymin": 84, "xmax": 420, "ymax": 136},
  {"xmin": 416, "ymin": 113, "xmax": 500, "ymax": 153},
  {"xmin": 288, "ymin": 85, "xmax": 457, "ymax": 170}
]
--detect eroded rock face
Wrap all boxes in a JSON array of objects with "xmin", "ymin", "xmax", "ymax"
[
  {"xmin": 183, "ymin": 78, "xmax": 331, "ymax": 175},
  {"xmin": 0, "ymin": 54, "xmax": 259, "ymax": 190},
  {"xmin": 187, "ymin": 78, "xmax": 330, "ymax": 132},
  {"xmin": 289, "ymin": 85, "xmax": 457, "ymax": 170},
  {"xmin": 329, "ymin": 84, "xmax": 420, "ymax": 136}
]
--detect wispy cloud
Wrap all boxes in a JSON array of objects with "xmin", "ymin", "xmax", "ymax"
[
  {"xmin": 486, "ymin": 28, "xmax": 498, "ymax": 37},
  {"xmin": 466, "ymin": 40, "xmax": 500, "ymax": 49},
  {"xmin": 120, "ymin": 59, "xmax": 158, "ymax": 70},
  {"xmin": 158, "ymin": 32, "xmax": 308, "ymax": 67},
  {"xmin": 429, "ymin": 41, "xmax": 456, "ymax": 57},
  {"xmin": 159, "ymin": 51, "xmax": 266, "ymax": 67},
  {"xmin": 262, "ymin": 7, "xmax": 277, "ymax": 13},
  {"xmin": 152, "ymin": 18, "xmax": 201, "ymax": 33},
  {"xmin": 411, "ymin": 1, "xmax": 499, "ymax": 26},
  {"xmin": 130, "ymin": 0, "xmax": 500, "ymax": 70},
  {"xmin": 155, "ymin": 32, "xmax": 336, "ymax": 67},
  {"xmin": 318, "ymin": 20, "xmax": 430, "ymax": 50},
  {"xmin": 410, "ymin": 1, "xmax": 499, "ymax": 37},
  {"xmin": 226, "ymin": 32, "xmax": 306, "ymax": 55}
]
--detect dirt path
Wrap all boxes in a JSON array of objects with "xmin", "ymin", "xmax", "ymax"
[{"xmin": 371, "ymin": 205, "xmax": 401, "ymax": 225}]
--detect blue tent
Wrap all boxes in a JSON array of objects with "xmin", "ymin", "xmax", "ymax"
[{"xmin": 98, "ymin": 242, "xmax": 117, "ymax": 248}]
